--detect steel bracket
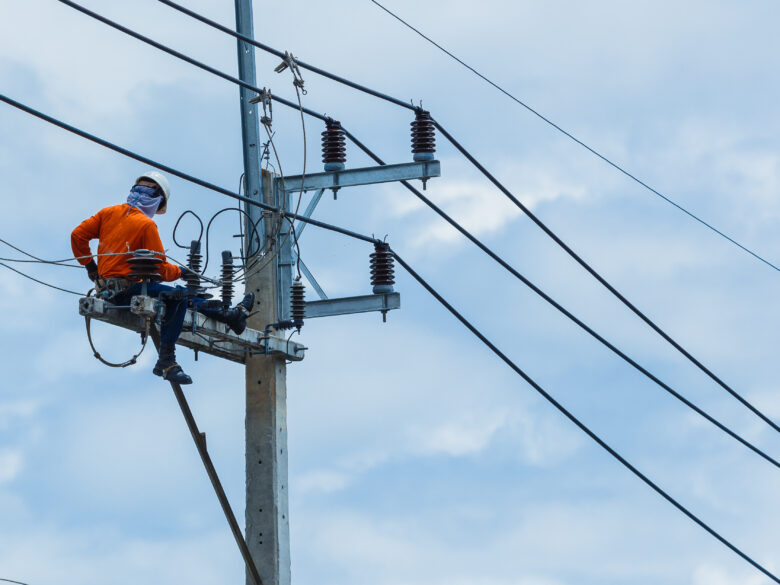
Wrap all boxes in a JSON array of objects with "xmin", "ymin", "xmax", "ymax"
[
  {"xmin": 304, "ymin": 292, "xmax": 400, "ymax": 319},
  {"xmin": 281, "ymin": 160, "xmax": 440, "ymax": 193}
]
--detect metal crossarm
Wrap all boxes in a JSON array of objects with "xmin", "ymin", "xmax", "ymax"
[
  {"xmin": 281, "ymin": 160, "xmax": 440, "ymax": 192},
  {"xmin": 78, "ymin": 296, "xmax": 305, "ymax": 363}
]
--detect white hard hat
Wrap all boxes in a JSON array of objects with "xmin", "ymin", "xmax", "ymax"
[{"xmin": 135, "ymin": 170, "xmax": 171, "ymax": 215}]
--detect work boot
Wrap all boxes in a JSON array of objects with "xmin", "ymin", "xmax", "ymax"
[
  {"xmin": 224, "ymin": 292, "xmax": 255, "ymax": 335},
  {"xmin": 153, "ymin": 343, "xmax": 193, "ymax": 385}
]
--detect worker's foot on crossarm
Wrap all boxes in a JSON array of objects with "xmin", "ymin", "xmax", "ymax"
[
  {"xmin": 237, "ymin": 292, "xmax": 255, "ymax": 313},
  {"xmin": 225, "ymin": 292, "xmax": 255, "ymax": 335},
  {"xmin": 154, "ymin": 363, "xmax": 193, "ymax": 385},
  {"xmin": 153, "ymin": 343, "xmax": 193, "ymax": 385}
]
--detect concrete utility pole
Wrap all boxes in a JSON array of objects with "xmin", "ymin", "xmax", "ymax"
[
  {"xmin": 245, "ymin": 174, "xmax": 291, "ymax": 585},
  {"xmin": 235, "ymin": 3, "xmax": 291, "ymax": 585}
]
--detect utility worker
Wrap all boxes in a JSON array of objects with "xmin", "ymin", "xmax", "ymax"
[{"xmin": 71, "ymin": 170, "xmax": 254, "ymax": 384}]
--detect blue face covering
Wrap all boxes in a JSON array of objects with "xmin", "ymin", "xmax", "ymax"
[{"xmin": 127, "ymin": 185, "xmax": 163, "ymax": 219}]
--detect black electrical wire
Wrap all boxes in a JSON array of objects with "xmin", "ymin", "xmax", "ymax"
[
  {"xmin": 152, "ymin": 0, "xmax": 780, "ymax": 274},
  {"xmin": 2, "ymin": 89, "xmax": 775, "ymax": 579},
  {"xmin": 55, "ymin": 0, "xmax": 780, "ymax": 436},
  {"xmin": 54, "ymin": 0, "xmax": 330, "ymax": 125},
  {"xmin": 155, "ymin": 0, "xmax": 416, "ymax": 112},
  {"xmin": 429, "ymin": 119, "xmax": 780, "ymax": 435},
  {"xmin": 342, "ymin": 127, "xmax": 780, "ymax": 472},
  {"xmin": 172, "ymin": 207, "xmax": 263, "ymax": 281},
  {"xmin": 367, "ymin": 0, "xmax": 780, "ymax": 274},
  {"xmin": 0, "ymin": 236, "xmax": 79, "ymax": 268},
  {"xmin": 0, "ymin": 256, "xmax": 79, "ymax": 267},
  {"xmin": 17, "ymin": 4, "xmax": 780, "ymax": 574},
  {"xmin": 56, "ymin": 0, "xmax": 780, "ymax": 432},
  {"xmin": 171, "ymin": 209, "xmax": 204, "ymax": 249},
  {"xmin": 0, "ymin": 579, "xmax": 30, "ymax": 585},
  {"xmin": 201, "ymin": 207, "xmax": 262, "ymax": 273},
  {"xmin": 0, "ymin": 261, "xmax": 83, "ymax": 296},
  {"xmin": 390, "ymin": 249, "xmax": 779, "ymax": 584},
  {"xmin": 6, "ymin": 36, "xmax": 777, "ymax": 453},
  {"xmin": 0, "ymin": 93, "xmax": 378, "ymax": 247}
]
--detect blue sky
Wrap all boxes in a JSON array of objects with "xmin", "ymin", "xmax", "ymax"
[{"xmin": 2, "ymin": 1, "xmax": 780, "ymax": 584}]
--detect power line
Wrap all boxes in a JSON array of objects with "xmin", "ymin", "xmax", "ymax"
[
  {"xmin": 431, "ymin": 119, "xmax": 780, "ymax": 436},
  {"xmin": 0, "ymin": 93, "xmax": 378, "ymax": 247},
  {"xmin": 0, "ymin": 237, "xmax": 80, "ymax": 267},
  {"xmin": 0, "ymin": 579, "xmax": 30, "ymax": 585},
  {"xmin": 155, "ymin": 0, "xmax": 780, "ymax": 275},
  {"xmin": 368, "ymin": 0, "xmax": 780, "ymax": 273},
  {"xmin": 4, "ymin": 90, "xmax": 777, "ymax": 474},
  {"xmin": 3, "ymin": 42, "xmax": 776, "ymax": 582},
  {"xmin": 0, "ymin": 261, "xmax": 82, "ymax": 296},
  {"xmin": 13, "ymin": 0, "xmax": 780, "ymax": 441},
  {"xmin": 53, "ymin": 0, "xmax": 330, "ymax": 125},
  {"xmin": 155, "ymin": 0, "xmax": 415, "ymax": 112},
  {"xmin": 342, "ymin": 128, "xmax": 780, "ymax": 472},
  {"xmin": 58, "ymin": 0, "xmax": 779, "ymax": 434},
  {"xmin": 391, "ymin": 248, "xmax": 779, "ymax": 584},
  {"xmin": 14, "ymin": 0, "xmax": 780, "ymax": 438}
]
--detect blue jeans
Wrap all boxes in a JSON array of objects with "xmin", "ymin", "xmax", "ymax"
[{"xmin": 115, "ymin": 282, "xmax": 222, "ymax": 345}]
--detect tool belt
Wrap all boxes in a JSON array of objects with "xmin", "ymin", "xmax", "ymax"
[{"xmin": 96, "ymin": 277, "xmax": 133, "ymax": 300}]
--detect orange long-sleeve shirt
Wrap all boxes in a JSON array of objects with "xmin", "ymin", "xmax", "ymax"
[{"xmin": 71, "ymin": 204, "xmax": 182, "ymax": 282}]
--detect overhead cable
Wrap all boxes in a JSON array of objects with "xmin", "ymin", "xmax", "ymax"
[
  {"xmin": 2, "ymin": 86, "xmax": 775, "ymax": 579},
  {"xmin": 53, "ymin": 0, "xmax": 330, "ymax": 124},
  {"xmin": 6, "ymin": 21, "xmax": 778, "ymax": 440},
  {"xmin": 430, "ymin": 119, "xmax": 780, "ymax": 435},
  {"xmin": 342, "ymin": 128, "xmax": 780, "ymax": 472},
  {"xmin": 8, "ymin": 0, "xmax": 779, "ymax": 437},
  {"xmin": 21, "ymin": 3, "xmax": 779, "ymax": 575},
  {"xmin": 56, "ymin": 0, "xmax": 779, "ymax": 433},
  {"xmin": 155, "ymin": 0, "xmax": 416, "ymax": 111},
  {"xmin": 0, "ymin": 236, "xmax": 80, "ymax": 267},
  {"xmin": 5, "ymin": 88, "xmax": 776, "ymax": 471},
  {"xmin": 390, "ymin": 249, "xmax": 779, "ymax": 584},
  {"xmin": 0, "ymin": 261, "xmax": 83, "ymax": 296},
  {"xmin": 0, "ymin": 93, "xmax": 378, "ymax": 247},
  {"xmin": 367, "ymin": 0, "xmax": 780, "ymax": 273},
  {"xmin": 153, "ymin": 0, "xmax": 779, "ymax": 274}
]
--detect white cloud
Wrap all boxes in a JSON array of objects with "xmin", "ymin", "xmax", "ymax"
[
  {"xmin": 296, "ymin": 469, "xmax": 352, "ymax": 495},
  {"xmin": 0, "ymin": 448, "xmax": 23, "ymax": 484},
  {"xmin": 692, "ymin": 563, "xmax": 772, "ymax": 585},
  {"xmin": 0, "ymin": 527, "xmax": 241, "ymax": 585},
  {"xmin": 410, "ymin": 412, "xmax": 506, "ymax": 456},
  {"xmin": 34, "ymin": 324, "xmax": 107, "ymax": 382},
  {"xmin": 387, "ymin": 166, "xmax": 586, "ymax": 248},
  {"xmin": 0, "ymin": 399, "xmax": 41, "ymax": 430},
  {"xmin": 0, "ymin": 0, "xmax": 235, "ymax": 119},
  {"xmin": 381, "ymin": 154, "xmax": 588, "ymax": 247}
]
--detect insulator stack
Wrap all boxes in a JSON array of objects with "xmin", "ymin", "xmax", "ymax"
[
  {"xmin": 290, "ymin": 279, "xmax": 305, "ymax": 330},
  {"xmin": 126, "ymin": 249, "xmax": 163, "ymax": 282},
  {"xmin": 370, "ymin": 242, "xmax": 395, "ymax": 294},
  {"xmin": 411, "ymin": 110, "xmax": 436, "ymax": 162},
  {"xmin": 321, "ymin": 119, "xmax": 346, "ymax": 171},
  {"xmin": 221, "ymin": 250, "xmax": 234, "ymax": 308},
  {"xmin": 184, "ymin": 240, "xmax": 205, "ymax": 294}
]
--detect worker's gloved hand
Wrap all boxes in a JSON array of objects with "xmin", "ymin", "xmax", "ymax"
[{"xmin": 85, "ymin": 260, "xmax": 99, "ymax": 282}]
